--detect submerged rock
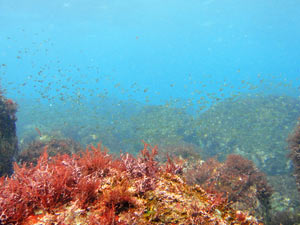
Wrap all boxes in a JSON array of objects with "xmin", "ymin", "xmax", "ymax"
[
  {"xmin": 193, "ymin": 95, "xmax": 300, "ymax": 175},
  {"xmin": 0, "ymin": 89, "xmax": 18, "ymax": 176},
  {"xmin": 0, "ymin": 143, "xmax": 260, "ymax": 224}
]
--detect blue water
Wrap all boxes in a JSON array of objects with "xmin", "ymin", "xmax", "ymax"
[{"xmin": 1, "ymin": 0, "xmax": 300, "ymax": 104}]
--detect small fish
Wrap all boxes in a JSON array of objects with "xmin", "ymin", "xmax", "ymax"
[{"xmin": 35, "ymin": 127, "xmax": 42, "ymax": 137}]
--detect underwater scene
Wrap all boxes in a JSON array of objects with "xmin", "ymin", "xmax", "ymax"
[{"xmin": 1, "ymin": 0, "xmax": 300, "ymax": 224}]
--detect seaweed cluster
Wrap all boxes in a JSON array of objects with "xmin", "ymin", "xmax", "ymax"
[
  {"xmin": 0, "ymin": 89, "xmax": 18, "ymax": 176},
  {"xmin": 17, "ymin": 138, "xmax": 82, "ymax": 165},
  {"xmin": 267, "ymin": 174, "xmax": 300, "ymax": 224},
  {"xmin": 0, "ymin": 143, "xmax": 260, "ymax": 224},
  {"xmin": 157, "ymin": 141, "xmax": 202, "ymax": 162},
  {"xmin": 17, "ymin": 95, "xmax": 300, "ymax": 175},
  {"xmin": 193, "ymin": 95, "xmax": 300, "ymax": 175},
  {"xmin": 185, "ymin": 154, "xmax": 273, "ymax": 222},
  {"xmin": 287, "ymin": 118, "xmax": 300, "ymax": 194},
  {"xmin": 131, "ymin": 105, "xmax": 193, "ymax": 148}
]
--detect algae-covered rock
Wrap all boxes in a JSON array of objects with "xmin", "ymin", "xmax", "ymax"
[
  {"xmin": 193, "ymin": 95, "xmax": 300, "ymax": 175},
  {"xmin": 185, "ymin": 154, "xmax": 273, "ymax": 223},
  {"xmin": 131, "ymin": 105, "xmax": 193, "ymax": 148},
  {"xmin": 0, "ymin": 143, "xmax": 260, "ymax": 224},
  {"xmin": 17, "ymin": 138, "xmax": 82, "ymax": 165},
  {"xmin": 0, "ymin": 90, "xmax": 18, "ymax": 176},
  {"xmin": 287, "ymin": 117, "xmax": 300, "ymax": 195}
]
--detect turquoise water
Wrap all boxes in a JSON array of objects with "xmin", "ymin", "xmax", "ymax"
[{"xmin": 1, "ymin": 0, "xmax": 300, "ymax": 102}]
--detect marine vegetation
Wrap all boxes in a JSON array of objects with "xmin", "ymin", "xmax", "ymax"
[
  {"xmin": 17, "ymin": 138, "xmax": 82, "ymax": 165},
  {"xmin": 157, "ymin": 141, "xmax": 203, "ymax": 163},
  {"xmin": 130, "ymin": 105, "xmax": 194, "ymax": 148},
  {"xmin": 0, "ymin": 142, "xmax": 260, "ymax": 224},
  {"xmin": 0, "ymin": 88, "xmax": 18, "ymax": 176},
  {"xmin": 16, "ymin": 98, "xmax": 140, "ymax": 155},
  {"xmin": 185, "ymin": 154, "xmax": 273, "ymax": 222},
  {"xmin": 193, "ymin": 95, "xmax": 300, "ymax": 175},
  {"xmin": 287, "ymin": 117, "xmax": 300, "ymax": 194}
]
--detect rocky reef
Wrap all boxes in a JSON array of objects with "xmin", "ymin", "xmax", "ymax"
[
  {"xmin": 287, "ymin": 117, "xmax": 300, "ymax": 194},
  {"xmin": 193, "ymin": 95, "xmax": 300, "ymax": 175},
  {"xmin": 0, "ymin": 88, "xmax": 18, "ymax": 176},
  {"xmin": 0, "ymin": 143, "xmax": 260, "ymax": 224},
  {"xmin": 17, "ymin": 138, "xmax": 82, "ymax": 165},
  {"xmin": 185, "ymin": 154, "xmax": 273, "ymax": 222}
]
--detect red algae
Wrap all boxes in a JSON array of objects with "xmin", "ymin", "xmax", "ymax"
[
  {"xmin": 0, "ymin": 142, "xmax": 261, "ymax": 224},
  {"xmin": 185, "ymin": 154, "xmax": 272, "ymax": 221}
]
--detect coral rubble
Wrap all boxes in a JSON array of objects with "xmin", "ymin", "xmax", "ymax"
[{"xmin": 0, "ymin": 143, "xmax": 260, "ymax": 224}]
